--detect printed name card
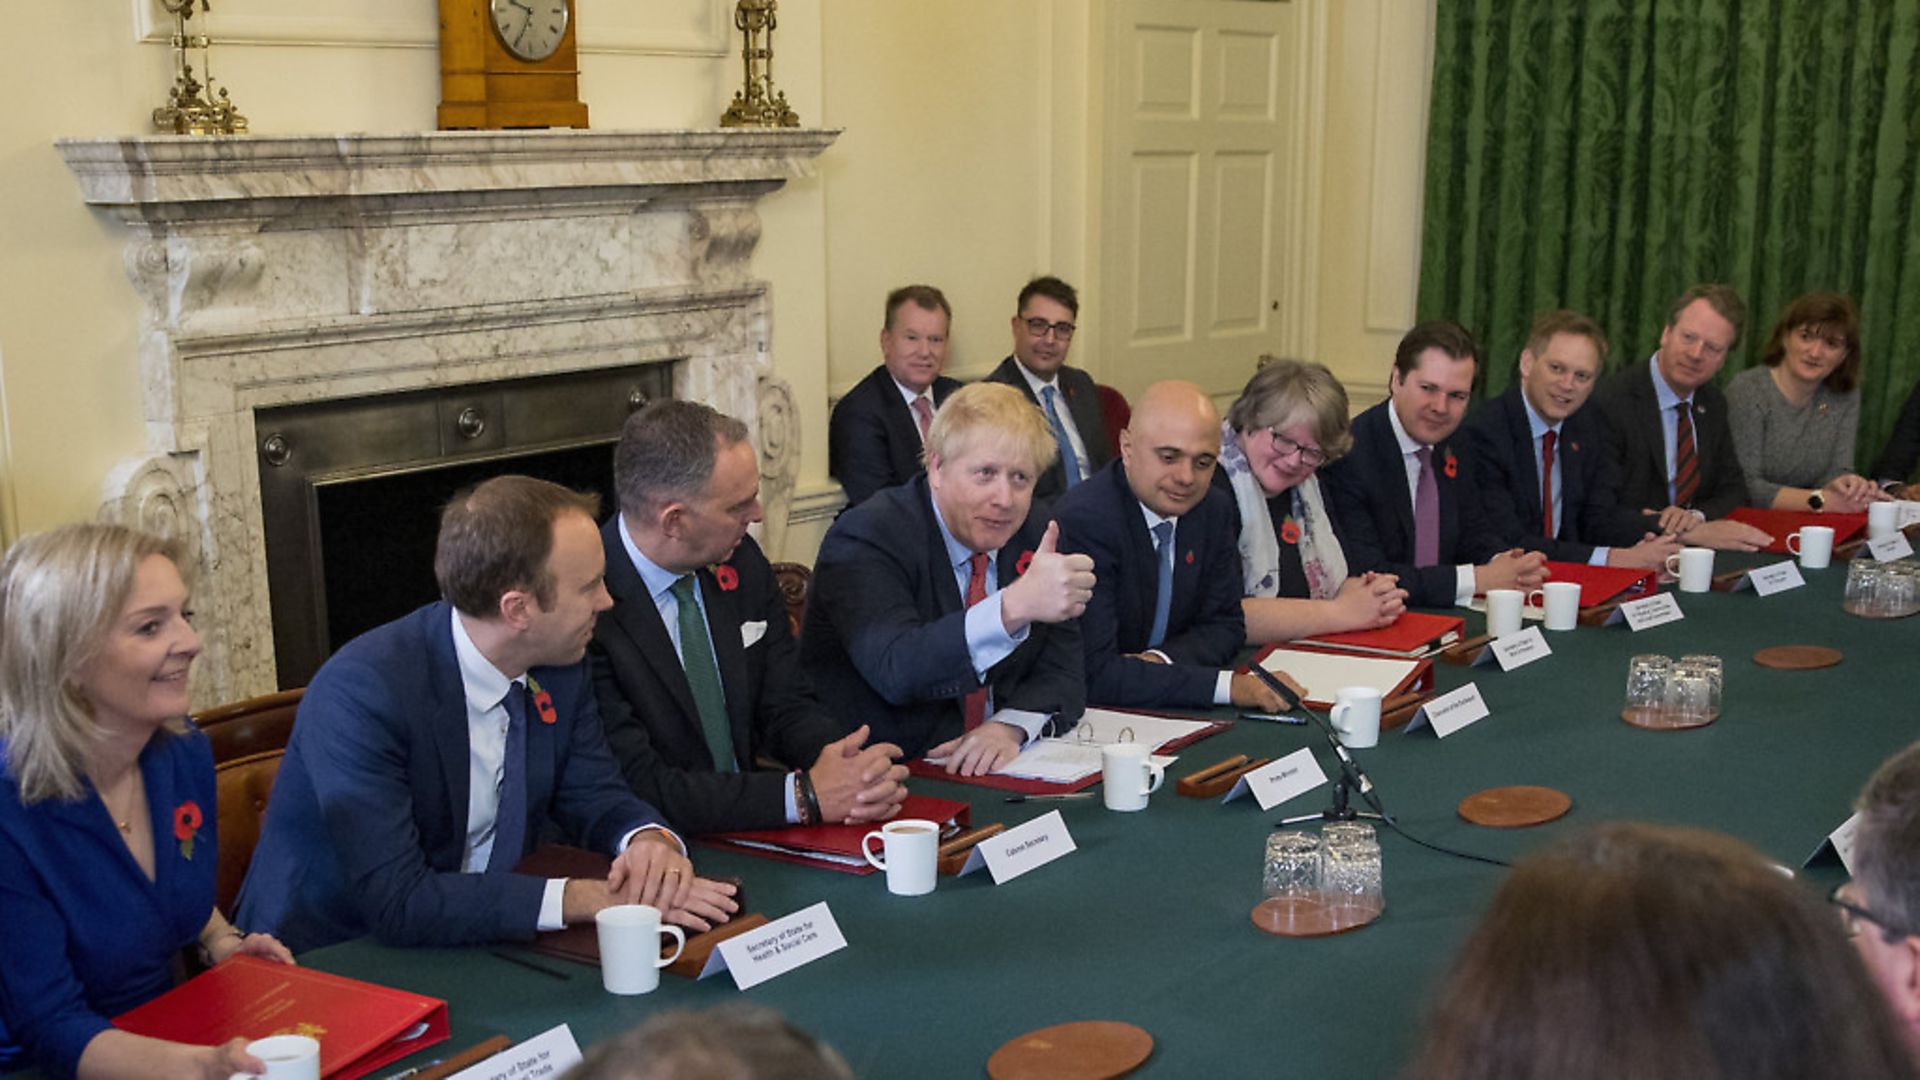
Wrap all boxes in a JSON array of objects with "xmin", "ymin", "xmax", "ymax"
[
  {"xmin": 1802, "ymin": 813, "xmax": 1862, "ymax": 875},
  {"xmin": 712, "ymin": 902, "xmax": 849, "ymax": 990},
  {"xmin": 1405, "ymin": 683, "xmax": 1490, "ymax": 738},
  {"xmin": 1225, "ymin": 746, "xmax": 1329, "ymax": 811},
  {"xmin": 1747, "ymin": 561, "xmax": 1806, "ymax": 596},
  {"xmin": 1896, "ymin": 501, "xmax": 1920, "ymax": 529},
  {"xmin": 1619, "ymin": 593, "xmax": 1684, "ymax": 631},
  {"xmin": 1488, "ymin": 626, "xmax": 1550, "ymax": 671},
  {"xmin": 450, "ymin": 1025, "xmax": 583, "ymax": 1080},
  {"xmin": 961, "ymin": 809, "xmax": 1077, "ymax": 884},
  {"xmin": 1869, "ymin": 532, "xmax": 1915, "ymax": 562}
]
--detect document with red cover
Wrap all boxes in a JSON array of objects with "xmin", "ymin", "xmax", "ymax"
[
  {"xmin": 113, "ymin": 955, "xmax": 448, "ymax": 1080},
  {"xmin": 1726, "ymin": 507, "xmax": 1868, "ymax": 555},
  {"xmin": 701, "ymin": 793, "xmax": 972, "ymax": 874},
  {"xmin": 904, "ymin": 711, "xmax": 1230, "ymax": 795},
  {"xmin": 1300, "ymin": 611, "xmax": 1464, "ymax": 658},
  {"xmin": 1253, "ymin": 645, "xmax": 1435, "ymax": 709},
  {"xmin": 1539, "ymin": 561, "xmax": 1658, "ymax": 609}
]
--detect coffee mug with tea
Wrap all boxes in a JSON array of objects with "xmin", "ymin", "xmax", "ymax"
[
  {"xmin": 862, "ymin": 818, "xmax": 939, "ymax": 896},
  {"xmin": 595, "ymin": 903, "xmax": 685, "ymax": 995},
  {"xmin": 1101, "ymin": 742, "xmax": 1164, "ymax": 812}
]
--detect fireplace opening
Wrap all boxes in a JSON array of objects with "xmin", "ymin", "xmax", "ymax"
[{"xmin": 259, "ymin": 363, "xmax": 672, "ymax": 689}]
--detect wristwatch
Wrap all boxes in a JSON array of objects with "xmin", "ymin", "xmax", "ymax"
[{"xmin": 1808, "ymin": 491, "xmax": 1825, "ymax": 511}]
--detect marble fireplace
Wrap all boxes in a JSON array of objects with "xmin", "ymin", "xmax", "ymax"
[{"xmin": 57, "ymin": 128, "xmax": 838, "ymax": 707}]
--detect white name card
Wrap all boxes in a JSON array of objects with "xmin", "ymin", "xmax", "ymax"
[
  {"xmin": 1896, "ymin": 501, "xmax": 1920, "ymax": 529},
  {"xmin": 1406, "ymin": 683, "xmax": 1490, "ymax": 738},
  {"xmin": 1226, "ymin": 746, "xmax": 1329, "ymax": 811},
  {"xmin": 1619, "ymin": 593, "xmax": 1684, "ymax": 631},
  {"xmin": 1802, "ymin": 813, "xmax": 1862, "ymax": 875},
  {"xmin": 449, "ymin": 1025, "xmax": 583, "ymax": 1080},
  {"xmin": 967, "ymin": 809, "xmax": 1077, "ymax": 884},
  {"xmin": 713, "ymin": 902, "xmax": 848, "ymax": 990},
  {"xmin": 1488, "ymin": 626, "xmax": 1551, "ymax": 671},
  {"xmin": 1869, "ymin": 532, "xmax": 1915, "ymax": 562},
  {"xmin": 1747, "ymin": 561, "xmax": 1806, "ymax": 596}
]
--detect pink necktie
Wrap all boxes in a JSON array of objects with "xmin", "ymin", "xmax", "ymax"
[
  {"xmin": 911, "ymin": 396, "xmax": 934, "ymax": 444},
  {"xmin": 1414, "ymin": 446, "xmax": 1440, "ymax": 567}
]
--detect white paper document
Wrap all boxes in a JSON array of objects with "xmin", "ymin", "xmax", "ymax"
[
  {"xmin": 991, "ymin": 707, "xmax": 1201, "ymax": 783},
  {"xmin": 450, "ymin": 1025, "xmax": 583, "ymax": 1080},
  {"xmin": 1258, "ymin": 649, "xmax": 1420, "ymax": 706}
]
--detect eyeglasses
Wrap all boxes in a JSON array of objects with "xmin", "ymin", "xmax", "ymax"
[
  {"xmin": 1265, "ymin": 427, "xmax": 1328, "ymax": 468},
  {"xmin": 1828, "ymin": 882, "xmax": 1912, "ymax": 942},
  {"xmin": 1023, "ymin": 317, "xmax": 1076, "ymax": 341}
]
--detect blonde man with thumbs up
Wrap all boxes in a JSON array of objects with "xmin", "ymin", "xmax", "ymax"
[{"xmin": 800, "ymin": 383, "xmax": 1091, "ymax": 776}]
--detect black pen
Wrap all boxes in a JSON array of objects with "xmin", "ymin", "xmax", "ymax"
[
  {"xmin": 489, "ymin": 948, "xmax": 571, "ymax": 980},
  {"xmin": 1239, "ymin": 711, "xmax": 1307, "ymax": 725},
  {"xmin": 1003, "ymin": 792, "xmax": 1097, "ymax": 803}
]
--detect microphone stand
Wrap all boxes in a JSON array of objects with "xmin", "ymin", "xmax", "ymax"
[{"xmin": 1249, "ymin": 666, "xmax": 1387, "ymax": 827}]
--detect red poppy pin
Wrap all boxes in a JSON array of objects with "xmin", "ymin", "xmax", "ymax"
[
  {"xmin": 1184, "ymin": 550, "xmax": 1195, "ymax": 565},
  {"xmin": 712, "ymin": 564, "xmax": 740, "ymax": 592},
  {"xmin": 527, "ymin": 676, "xmax": 558, "ymax": 725},
  {"xmin": 1569, "ymin": 441, "xmax": 1581, "ymax": 453},
  {"xmin": 1279, "ymin": 517, "xmax": 1302, "ymax": 545},
  {"xmin": 1015, "ymin": 550, "xmax": 1035, "ymax": 575},
  {"xmin": 173, "ymin": 800, "xmax": 203, "ymax": 860},
  {"xmin": 1443, "ymin": 452, "xmax": 1459, "ymax": 479}
]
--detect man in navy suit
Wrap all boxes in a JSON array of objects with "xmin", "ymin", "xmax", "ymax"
[
  {"xmin": 1591, "ymin": 284, "xmax": 1769, "ymax": 550},
  {"xmin": 802, "ymin": 382, "xmax": 1092, "ymax": 775},
  {"xmin": 984, "ymin": 276, "xmax": 1113, "ymax": 505},
  {"xmin": 238, "ymin": 476, "xmax": 737, "ymax": 954},
  {"xmin": 829, "ymin": 284, "xmax": 964, "ymax": 509},
  {"xmin": 1323, "ymin": 321, "xmax": 1548, "ymax": 609},
  {"xmin": 1464, "ymin": 310, "xmax": 1680, "ymax": 569},
  {"xmin": 1053, "ymin": 381, "xmax": 1294, "ymax": 711},
  {"xmin": 591, "ymin": 401, "xmax": 908, "ymax": 834}
]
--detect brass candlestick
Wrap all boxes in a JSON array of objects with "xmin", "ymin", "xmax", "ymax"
[
  {"xmin": 152, "ymin": 0, "xmax": 248, "ymax": 136},
  {"xmin": 720, "ymin": 0, "xmax": 799, "ymax": 128}
]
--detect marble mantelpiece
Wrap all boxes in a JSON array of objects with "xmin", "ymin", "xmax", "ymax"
[{"xmin": 58, "ymin": 128, "xmax": 838, "ymax": 706}]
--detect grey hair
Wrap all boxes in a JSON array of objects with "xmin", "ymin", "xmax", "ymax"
[
  {"xmin": 613, "ymin": 400, "xmax": 752, "ymax": 518},
  {"xmin": 561, "ymin": 1004, "xmax": 853, "ymax": 1080}
]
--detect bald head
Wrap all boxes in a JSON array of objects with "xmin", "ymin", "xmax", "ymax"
[{"xmin": 1121, "ymin": 381, "xmax": 1221, "ymax": 518}]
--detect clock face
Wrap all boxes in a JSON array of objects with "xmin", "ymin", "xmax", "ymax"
[{"xmin": 490, "ymin": 0, "xmax": 571, "ymax": 63}]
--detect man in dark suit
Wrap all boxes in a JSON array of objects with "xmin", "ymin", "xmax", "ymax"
[
  {"xmin": 1053, "ymin": 381, "xmax": 1293, "ymax": 711},
  {"xmin": 828, "ymin": 284, "xmax": 963, "ymax": 509},
  {"xmin": 1591, "ymin": 284, "xmax": 1769, "ymax": 551},
  {"xmin": 1464, "ymin": 310, "xmax": 1680, "ymax": 569},
  {"xmin": 238, "ymin": 476, "xmax": 737, "ymax": 954},
  {"xmin": 802, "ymin": 382, "xmax": 1092, "ymax": 775},
  {"xmin": 1323, "ymin": 321, "xmax": 1548, "ymax": 609},
  {"xmin": 984, "ymin": 276, "xmax": 1113, "ymax": 505},
  {"xmin": 590, "ymin": 401, "xmax": 908, "ymax": 835}
]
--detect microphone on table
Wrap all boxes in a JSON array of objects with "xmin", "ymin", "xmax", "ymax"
[{"xmin": 1249, "ymin": 663, "xmax": 1373, "ymax": 798}]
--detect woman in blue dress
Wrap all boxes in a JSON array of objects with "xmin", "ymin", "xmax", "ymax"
[{"xmin": 0, "ymin": 524, "xmax": 294, "ymax": 1078}]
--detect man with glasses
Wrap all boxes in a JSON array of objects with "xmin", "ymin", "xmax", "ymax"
[
  {"xmin": 1838, "ymin": 742, "xmax": 1920, "ymax": 1051},
  {"xmin": 1463, "ymin": 310, "xmax": 1681, "ymax": 570},
  {"xmin": 1323, "ymin": 321, "xmax": 1548, "ymax": 609},
  {"xmin": 985, "ymin": 276, "xmax": 1113, "ymax": 507}
]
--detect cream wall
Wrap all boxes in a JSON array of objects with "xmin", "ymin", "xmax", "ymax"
[{"xmin": 0, "ymin": 1, "xmax": 1428, "ymax": 564}]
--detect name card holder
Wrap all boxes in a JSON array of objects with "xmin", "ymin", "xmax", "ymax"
[
  {"xmin": 1619, "ymin": 593, "xmax": 1685, "ymax": 631},
  {"xmin": 1223, "ymin": 746, "xmax": 1329, "ymax": 811},
  {"xmin": 1404, "ymin": 683, "xmax": 1490, "ymax": 738},
  {"xmin": 1747, "ymin": 561, "xmax": 1806, "ymax": 597},
  {"xmin": 956, "ymin": 810, "xmax": 1078, "ymax": 883}
]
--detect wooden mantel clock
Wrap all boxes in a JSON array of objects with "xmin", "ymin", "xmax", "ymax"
[{"xmin": 438, "ymin": 0, "xmax": 589, "ymax": 129}]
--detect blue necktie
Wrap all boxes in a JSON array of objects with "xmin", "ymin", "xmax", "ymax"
[
  {"xmin": 1041, "ymin": 385, "xmax": 1082, "ymax": 489},
  {"xmin": 1149, "ymin": 520, "xmax": 1174, "ymax": 648},
  {"xmin": 486, "ymin": 683, "xmax": 529, "ymax": 873}
]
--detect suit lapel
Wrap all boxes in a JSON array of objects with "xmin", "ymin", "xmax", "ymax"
[
  {"xmin": 1369, "ymin": 407, "xmax": 1417, "ymax": 547},
  {"xmin": 1505, "ymin": 392, "xmax": 1544, "ymax": 530},
  {"xmin": 603, "ymin": 525, "xmax": 704, "ymax": 730},
  {"xmin": 915, "ymin": 478, "xmax": 967, "ymax": 615},
  {"xmin": 1063, "ymin": 371, "xmax": 1108, "ymax": 465},
  {"xmin": 880, "ymin": 373, "xmax": 924, "ymax": 480},
  {"xmin": 424, "ymin": 604, "xmax": 474, "ymax": 839},
  {"xmin": 1633, "ymin": 371, "xmax": 1670, "ymax": 479}
]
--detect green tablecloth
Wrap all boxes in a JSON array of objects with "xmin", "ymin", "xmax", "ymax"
[{"xmin": 310, "ymin": 557, "xmax": 1917, "ymax": 1077}]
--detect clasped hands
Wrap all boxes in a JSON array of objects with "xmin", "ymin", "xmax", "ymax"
[{"xmin": 567, "ymin": 831, "xmax": 739, "ymax": 932}]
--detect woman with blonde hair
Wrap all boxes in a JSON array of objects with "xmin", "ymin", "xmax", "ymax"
[
  {"xmin": 0, "ymin": 524, "xmax": 293, "ymax": 1079},
  {"xmin": 1214, "ymin": 357, "xmax": 1407, "ymax": 642}
]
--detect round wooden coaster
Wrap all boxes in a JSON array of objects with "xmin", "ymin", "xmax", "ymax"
[
  {"xmin": 1621, "ymin": 706, "xmax": 1717, "ymax": 730},
  {"xmin": 987, "ymin": 1021, "xmax": 1153, "ymax": 1080},
  {"xmin": 1457, "ymin": 785, "xmax": 1572, "ymax": 827},
  {"xmin": 1250, "ymin": 895, "xmax": 1382, "ymax": 938},
  {"xmin": 1753, "ymin": 644, "xmax": 1844, "ymax": 669}
]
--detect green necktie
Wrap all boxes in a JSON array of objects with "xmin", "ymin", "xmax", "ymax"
[{"xmin": 670, "ymin": 574, "xmax": 736, "ymax": 772}]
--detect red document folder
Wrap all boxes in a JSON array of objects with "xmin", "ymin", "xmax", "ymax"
[
  {"xmin": 904, "ymin": 716, "xmax": 1231, "ymax": 796},
  {"xmin": 1726, "ymin": 507, "xmax": 1868, "ymax": 555},
  {"xmin": 113, "ymin": 954, "xmax": 448, "ymax": 1080},
  {"xmin": 1299, "ymin": 611, "xmax": 1464, "ymax": 657},
  {"xmin": 701, "ymin": 793, "xmax": 972, "ymax": 874},
  {"xmin": 1539, "ymin": 561, "xmax": 1658, "ymax": 608},
  {"xmin": 1253, "ymin": 644, "xmax": 1436, "ymax": 709}
]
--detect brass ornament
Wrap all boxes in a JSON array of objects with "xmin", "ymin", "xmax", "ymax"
[
  {"xmin": 152, "ymin": 0, "xmax": 248, "ymax": 136},
  {"xmin": 720, "ymin": 0, "xmax": 799, "ymax": 128}
]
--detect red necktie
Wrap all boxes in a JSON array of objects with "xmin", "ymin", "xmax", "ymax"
[
  {"xmin": 911, "ymin": 396, "xmax": 934, "ymax": 445},
  {"xmin": 1673, "ymin": 403, "xmax": 1699, "ymax": 507},
  {"xmin": 963, "ymin": 553, "xmax": 990, "ymax": 731},
  {"xmin": 1540, "ymin": 429, "xmax": 1557, "ymax": 537}
]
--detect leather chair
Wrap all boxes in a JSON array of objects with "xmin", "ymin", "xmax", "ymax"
[
  {"xmin": 194, "ymin": 688, "xmax": 302, "ymax": 914},
  {"xmin": 1096, "ymin": 383, "xmax": 1131, "ymax": 459},
  {"xmin": 196, "ymin": 687, "xmax": 302, "ymax": 766},
  {"xmin": 770, "ymin": 561, "xmax": 812, "ymax": 638}
]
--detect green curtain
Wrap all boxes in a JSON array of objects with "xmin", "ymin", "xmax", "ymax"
[{"xmin": 1419, "ymin": 0, "xmax": 1920, "ymax": 472}]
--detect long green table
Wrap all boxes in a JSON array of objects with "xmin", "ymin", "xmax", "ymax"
[{"xmin": 311, "ymin": 556, "xmax": 1917, "ymax": 1077}]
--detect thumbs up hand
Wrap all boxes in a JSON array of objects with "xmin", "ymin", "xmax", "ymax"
[{"xmin": 1000, "ymin": 521, "xmax": 1096, "ymax": 631}]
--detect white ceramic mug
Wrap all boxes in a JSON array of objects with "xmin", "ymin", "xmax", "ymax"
[
  {"xmin": 1485, "ymin": 588, "xmax": 1524, "ymax": 638},
  {"xmin": 1666, "ymin": 546, "xmax": 1715, "ymax": 593},
  {"xmin": 234, "ymin": 1035, "xmax": 321, "ymax": 1080},
  {"xmin": 1101, "ymin": 742, "xmax": 1165, "ymax": 812},
  {"xmin": 1529, "ymin": 580, "xmax": 1582, "ymax": 631},
  {"xmin": 1870, "ymin": 501, "xmax": 1898, "ymax": 541},
  {"xmin": 1787, "ymin": 525, "xmax": 1835, "ymax": 569},
  {"xmin": 1329, "ymin": 686, "xmax": 1383, "ymax": 749},
  {"xmin": 595, "ymin": 903, "xmax": 685, "ymax": 995},
  {"xmin": 861, "ymin": 818, "xmax": 939, "ymax": 896}
]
